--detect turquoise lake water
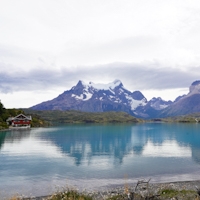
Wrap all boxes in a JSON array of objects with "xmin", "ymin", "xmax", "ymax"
[{"xmin": 0, "ymin": 123, "xmax": 200, "ymax": 198}]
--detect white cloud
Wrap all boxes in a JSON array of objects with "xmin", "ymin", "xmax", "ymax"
[{"xmin": 0, "ymin": 90, "xmax": 63, "ymax": 108}]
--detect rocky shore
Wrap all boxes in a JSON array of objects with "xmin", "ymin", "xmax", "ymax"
[
  {"xmin": 87, "ymin": 180, "xmax": 200, "ymax": 199},
  {"xmin": 19, "ymin": 180, "xmax": 200, "ymax": 200}
]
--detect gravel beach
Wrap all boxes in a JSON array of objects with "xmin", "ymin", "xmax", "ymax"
[
  {"xmin": 88, "ymin": 180, "xmax": 200, "ymax": 199},
  {"xmin": 19, "ymin": 180, "xmax": 200, "ymax": 200}
]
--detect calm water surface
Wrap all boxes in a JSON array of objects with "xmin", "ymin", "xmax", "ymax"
[{"xmin": 0, "ymin": 123, "xmax": 200, "ymax": 198}]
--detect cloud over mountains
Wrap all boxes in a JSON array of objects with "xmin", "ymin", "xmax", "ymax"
[{"xmin": 0, "ymin": 62, "xmax": 199, "ymax": 94}]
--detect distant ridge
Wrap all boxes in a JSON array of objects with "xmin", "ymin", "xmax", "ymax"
[{"xmin": 24, "ymin": 109, "xmax": 143, "ymax": 124}]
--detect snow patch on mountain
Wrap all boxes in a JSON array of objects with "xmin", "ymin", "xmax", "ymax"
[
  {"xmin": 72, "ymin": 92, "xmax": 93, "ymax": 101},
  {"xmin": 149, "ymin": 97, "xmax": 172, "ymax": 110},
  {"xmin": 89, "ymin": 79, "xmax": 122, "ymax": 90},
  {"xmin": 160, "ymin": 105, "xmax": 169, "ymax": 109},
  {"xmin": 125, "ymin": 95, "xmax": 147, "ymax": 110}
]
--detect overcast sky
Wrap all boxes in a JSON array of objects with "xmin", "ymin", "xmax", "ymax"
[{"xmin": 1, "ymin": 0, "xmax": 200, "ymax": 108}]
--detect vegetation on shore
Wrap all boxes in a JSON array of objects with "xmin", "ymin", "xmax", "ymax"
[
  {"xmin": 23, "ymin": 109, "xmax": 200, "ymax": 125},
  {"xmin": 0, "ymin": 101, "xmax": 49, "ymax": 130},
  {"xmin": 0, "ymin": 101, "xmax": 24, "ymax": 130},
  {"xmin": 150, "ymin": 112, "xmax": 200, "ymax": 123},
  {"xmin": 9, "ymin": 185, "xmax": 200, "ymax": 200},
  {"xmin": 159, "ymin": 188, "xmax": 197, "ymax": 199},
  {"xmin": 23, "ymin": 109, "xmax": 143, "ymax": 125},
  {"xmin": 46, "ymin": 189, "xmax": 93, "ymax": 200}
]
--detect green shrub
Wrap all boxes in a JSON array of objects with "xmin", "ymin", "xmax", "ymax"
[
  {"xmin": 160, "ymin": 188, "xmax": 196, "ymax": 199},
  {"xmin": 47, "ymin": 189, "xmax": 92, "ymax": 200}
]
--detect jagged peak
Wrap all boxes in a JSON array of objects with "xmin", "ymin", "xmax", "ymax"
[
  {"xmin": 132, "ymin": 91, "xmax": 146, "ymax": 101},
  {"xmin": 76, "ymin": 80, "xmax": 87, "ymax": 86},
  {"xmin": 150, "ymin": 97, "xmax": 162, "ymax": 101},
  {"xmin": 71, "ymin": 80, "xmax": 87, "ymax": 92}
]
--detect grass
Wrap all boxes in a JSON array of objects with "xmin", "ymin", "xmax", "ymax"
[
  {"xmin": 151, "ymin": 112, "xmax": 200, "ymax": 123},
  {"xmin": 8, "ymin": 187, "xmax": 200, "ymax": 200},
  {"xmin": 159, "ymin": 188, "xmax": 198, "ymax": 199},
  {"xmin": 43, "ymin": 186, "xmax": 93, "ymax": 200},
  {"xmin": 8, "ymin": 189, "xmax": 93, "ymax": 200},
  {"xmin": 47, "ymin": 190, "xmax": 92, "ymax": 200}
]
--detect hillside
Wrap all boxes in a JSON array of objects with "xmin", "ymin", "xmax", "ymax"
[
  {"xmin": 159, "ymin": 81, "xmax": 200, "ymax": 118},
  {"xmin": 151, "ymin": 112, "xmax": 200, "ymax": 123},
  {"xmin": 23, "ymin": 109, "xmax": 143, "ymax": 124}
]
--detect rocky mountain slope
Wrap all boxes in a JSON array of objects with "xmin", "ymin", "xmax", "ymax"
[
  {"xmin": 30, "ymin": 80, "xmax": 172, "ymax": 118},
  {"xmin": 159, "ymin": 80, "xmax": 200, "ymax": 117}
]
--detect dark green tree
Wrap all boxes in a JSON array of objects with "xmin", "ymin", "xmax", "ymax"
[{"xmin": 0, "ymin": 101, "xmax": 5, "ymax": 115}]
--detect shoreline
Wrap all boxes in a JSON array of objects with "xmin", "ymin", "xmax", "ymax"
[{"xmin": 18, "ymin": 180, "xmax": 200, "ymax": 200}]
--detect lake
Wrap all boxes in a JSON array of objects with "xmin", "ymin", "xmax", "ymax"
[{"xmin": 0, "ymin": 123, "xmax": 200, "ymax": 198}]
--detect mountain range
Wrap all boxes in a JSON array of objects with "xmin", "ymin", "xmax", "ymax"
[{"xmin": 30, "ymin": 79, "xmax": 200, "ymax": 119}]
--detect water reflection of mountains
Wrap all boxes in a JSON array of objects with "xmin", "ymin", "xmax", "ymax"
[
  {"xmin": 41, "ymin": 124, "xmax": 200, "ymax": 166},
  {"xmin": 43, "ymin": 125, "xmax": 133, "ymax": 165},
  {"xmin": 1, "ymin": 124, "xmax": 200, "ymax": 165}
]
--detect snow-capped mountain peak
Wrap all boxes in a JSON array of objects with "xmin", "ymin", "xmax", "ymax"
[
  {"xmin": 80, "ymin": 79, "xmax": 123, "ymax": 91},
  {"xmin": 31, "ymin": 80, "xmax": 150, "ymax": 117},
  {"xmin": 72, "ymin": 80, "xmax": 124, "ymax": 100}
]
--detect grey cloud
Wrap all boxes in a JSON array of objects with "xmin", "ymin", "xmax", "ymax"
[
  {"xmin": 0, "ymin": 62, "xmax": 199, "ymax": 94},
  {"xmin": 69, "ymin": 63, "xmax": 199, "ymax": 90}
]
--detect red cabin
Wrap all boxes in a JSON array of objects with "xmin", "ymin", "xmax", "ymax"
[{"xmin": 7, "ymin": 114, "xmax": 32, "ymax": 128}]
